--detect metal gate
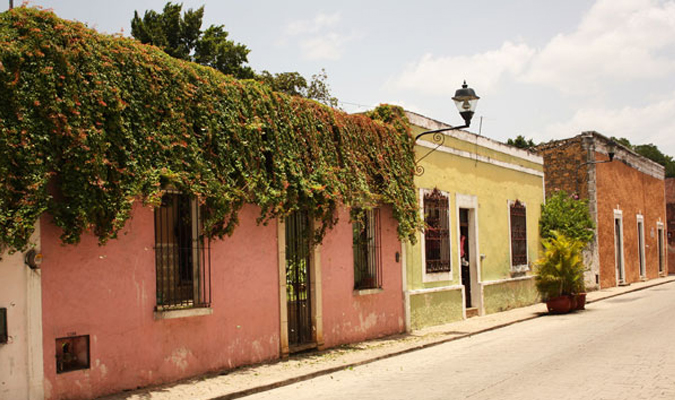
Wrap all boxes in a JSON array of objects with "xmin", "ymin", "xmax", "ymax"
[{"xmin": 285, "ymin": 211, "xmax": 313, "ymax": 347}]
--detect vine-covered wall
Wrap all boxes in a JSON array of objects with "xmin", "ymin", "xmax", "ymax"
[{"xmin": 0, "ymin": 7, "xmax": 421, "ymax": 251}]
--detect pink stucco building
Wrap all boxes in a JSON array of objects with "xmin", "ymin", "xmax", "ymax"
[{"xmin": 10, "ymin": 202, "xmax": 405, "ymax": 400}]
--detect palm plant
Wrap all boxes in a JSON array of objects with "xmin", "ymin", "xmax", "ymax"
[{"xmin": 535, "ymin": 231, "xmax": 586, "ymax": 301}]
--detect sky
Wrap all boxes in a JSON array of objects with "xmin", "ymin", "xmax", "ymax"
[{"xmin": 2, "ymin": 0, "xmax": 674, "ymax": 155}]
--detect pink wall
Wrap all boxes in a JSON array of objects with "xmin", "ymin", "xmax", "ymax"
[
  {"xmin": 320, "ymin": 206, "xmax": 405, "ymax": 348},
  {"xmin": 40, "ymin": 202, "xmax": 405, "ymax": 399},
  {"xmin": 41, "ymin": 204, "xmax": 281, "ymax": 400}
]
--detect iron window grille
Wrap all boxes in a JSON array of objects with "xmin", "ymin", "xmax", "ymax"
[
  {"xmin": 353, "ymin": 208, "xmax": 382, "ymax": 290},
  {"xmin": 424, "ymin": 189, "xmax": 451, "ymax": 273},
  {"xmin": 510, "ymin": 200, "xmax": 527, "ymax": 267},
  {"xmin": 154, "ymin": 193, "xmax": 211, "ymax": 310}
]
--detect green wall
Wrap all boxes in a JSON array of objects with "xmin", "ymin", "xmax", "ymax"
[
  {"xmin": 407, "ymin": 119, "xmax": 543, "ymax": 327},
  {"xmin": 410, "ymin": 288, "xmax": 464, "ymax": 329},
  {"xmin": 483, "ymin": 278, "xmax": 540, "ymax": 314}
]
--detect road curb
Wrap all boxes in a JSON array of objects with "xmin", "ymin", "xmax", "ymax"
[
  {"xmin": 586, "ymin": 276, "xmax": 675, "ymax": 304},
  {"xmin": 122, "ymin": 276, "xmax": 675, "ymax": 400}
]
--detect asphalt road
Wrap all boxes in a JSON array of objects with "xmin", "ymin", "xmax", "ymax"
[{"xmin": 243, "ymin": 283, "xmax": 675, "ymax": 400}]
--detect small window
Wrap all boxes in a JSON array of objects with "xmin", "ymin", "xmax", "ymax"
[
  {"xmin": 0, "ymin": 308, "xmax": 7, "ymax": 344},
  {"xmin": 424, "ymin": 189, "xmax": 451, "ymax": 273},
  {"xmin": 56, "ymin": 335, "xmax": 90, "ymax": 373},
  {"xmin": 353, "ymin": 208, "xmax": 381, "ymax": 290},
  {"xmin": 154, "ymin": 193, "xmax": 211, "ymax": 309},
  {"xmin": 510, "ymin": 200, "xmax": 527, "ymax": 269}
]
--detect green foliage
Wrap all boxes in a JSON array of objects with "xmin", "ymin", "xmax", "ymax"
[
  {"xmin": 131, "ymin": 2, "xmax": 254, "ymax": 79},
  {"xmin": 611, "ymin": 136, "xmax": 675, "ymax": 178},
  {"xmin": 535, "ymin": 231, "xmax": 586, "ymax": 300},
  {"xmin": 258, "ymin": 68, "xmax": 338, "ymax": 108},
  {"xmin": 306, "ymin": 68, "xmax": 338, "ymax": 108},
  {"xmin": 540, "ymin": 190, "xmax": 595, "ymax": 245},
  {"xmin": 506, "ymin": 135, "xmax": 535, "ymax": 149},
  {"xmin": 0, "ymin": 8, "xmax": 421, "ymax": 251},
  {"xmin": 258, "ymin": 71, "xmax": 307, "ymax": 97}
]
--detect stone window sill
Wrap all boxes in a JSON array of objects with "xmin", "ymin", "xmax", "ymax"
[
  {"xmin": 353, "ymin": 288, "xmax": 384, "ymax": 296},
  {"xmin": 154, "ymin": 307, "xmax": 213, "ymax": 320}
]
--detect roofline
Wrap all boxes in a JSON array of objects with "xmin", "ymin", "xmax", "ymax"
[{"xmin": 404, "ymin": 110, "xmax": 543, "ymax": 165}]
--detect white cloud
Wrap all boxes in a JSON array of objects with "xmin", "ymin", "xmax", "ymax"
[
  {"xmin": 388, "ymin": 41, "xmax": 535, "ymax": 96},
  {"xmin": 301, "ymin": 33, "xmax": 349, "ymax": 61},
  {"xmin": 522, "ymin": 0, "xmax": 675, "ymax": 91},
  {"xmin": 538, "ymin": 94, "xmax": 675, "ymax": 154},
  {"xmin": 283, "ymin": 13, "xmax": 354, "ymax": 61},
  {"xmin": 389, "ymin": 0, "xmax": 675, "ymax": 95},
  {"xmin": 286, "ymin": 13, "xmax": 341, "ymax": 36}
]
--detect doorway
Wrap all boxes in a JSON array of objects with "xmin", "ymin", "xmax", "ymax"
[
  {"xmin": 457, "ymin": 199, "xmax": 480, "ymax": 316},
  {"xmin": 459, "ymin": 208, "xmax": 472, "ymax": 308},
  {"xmin": 285, "ymin": 211, "xmax": 313, "ymax": 349},
  {"xmin": 657, "ymin": 224, "xmax": 665, "ymax": 274},
  {"xmin": 614, "ymin": 215, "xmax": 625, "ymax": 284},
  {"xmin": 637, "ymin": 216, "xmax": 645, "ymax": 278}
]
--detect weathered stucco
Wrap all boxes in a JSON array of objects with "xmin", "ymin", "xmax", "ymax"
[
  {"xmin": 596, "ymin": 151, "xmax": 667, "ymax": 288},
  {"xmin": 409, "ymin": 288, "xmax": 463, "ymax": 330},
  {"xmin": 666, "ymin": 178, "xmax": 675, "ymax": 274},
  {"xmin": 0, "ymin": 224, "xmax": 44, "ymax": 400},
  {"xmin": 40, "ymin": 204, "xmax": 281, "ymax": 400},
  {"xmin": 405, "ymin": 112, "xmax": 543, "ymax": 328},
  {"xmin": 482, "ymin": 277, "xmax": 539, "ymax": 315},
  {"xmin": 320, "ymin": 206, "xmax": 405, "ymax": 348},
  {"xmin": 38, "ymin": 201, "xmax": 405, "ymax": 400}
]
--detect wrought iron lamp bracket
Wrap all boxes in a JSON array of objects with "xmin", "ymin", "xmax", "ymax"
[{"xmin": 414, "ymin": 124, "xmax": 468, "ymax": 176}]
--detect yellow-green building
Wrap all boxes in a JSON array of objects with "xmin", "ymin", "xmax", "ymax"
[{"xmin": 403, "ymin": 111, "xmax": 544, "ymax": 330}]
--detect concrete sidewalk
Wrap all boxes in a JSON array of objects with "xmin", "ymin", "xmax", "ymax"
[{"xmin": 101, "ymin": 275, "xmax": 675, "ymax": 400}]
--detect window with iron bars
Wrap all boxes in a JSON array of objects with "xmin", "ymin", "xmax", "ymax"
[
  {"xmin": 510, "ymin": 200, "xmax": 528, "ymax": 268},
  {"xmin": 353, "ymin": 208, "xmax": 382, "ymax": 290},
  {"xmin": 424, "ymin": 189, "xmax": 451, "ymax": 273},
  {"xmin": 154, "ymin": 193, "xmax": 211, "ymax": 309}
]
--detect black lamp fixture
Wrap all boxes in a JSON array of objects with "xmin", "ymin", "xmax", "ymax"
[
  {"xmin": 414, "ymin": 81, "xmax": 480, "ymax": 175},
  {"xmin": 575, "ymin": 138, "xmax": 617, "ymax": 195},
  {"xmin": 452, "ymin": 81, "xmax": 480, "ymax": 127}
]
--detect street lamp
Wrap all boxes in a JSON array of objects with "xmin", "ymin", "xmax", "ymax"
[
  {"xmin": 575, "ymin": 139, "xmax": 616, "ymax": 195},
  {"xmin": 415, "ymin": 81, "xmax": 480, "ymax": 175}
]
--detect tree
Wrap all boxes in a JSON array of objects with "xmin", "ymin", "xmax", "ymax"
[
  {"xmin": 258, "ymin": 68, "xmax": 338, "ymax": 108},
  {"xmin": 131, "ymin": 3, "xmax": 338, "ymax": 106},
  {"xmin": 540, "ymin": 190, "xmax": 595, "ymax": 246},
  {"xmin": 507, "ymin": 135, "xmax": 536, "ymax": 149},
  {"xmin": 258, "ymin": 71, "xmax": 307, "ymax": 97},
  {"xmin": 611, "ymin": 137, "xmax": 675, "ymax": 178},
  {"xmin": 131, "ymin": 2, "xmax": 254, "ymax": 79}
]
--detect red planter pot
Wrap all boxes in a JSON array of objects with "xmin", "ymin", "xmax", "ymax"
[
  {"xmin": 546, "ymin": 295, "xmax": 572, "ymax": 314},
  {"xmin": 573, "ymin": 293, "xmax": 587, "ymax": 310}
]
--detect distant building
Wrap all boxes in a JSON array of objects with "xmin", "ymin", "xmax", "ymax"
[
  {"xmin": 666, "ymin": 178, "xmax": 675, "ymax": 274},
  {"xmin": 537, "ymin": 132, "xmax": 667, "ymax": 289}
]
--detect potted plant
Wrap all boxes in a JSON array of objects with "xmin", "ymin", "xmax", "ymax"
[{"xmin": 535, "ymin": 231, "xmax": 587, "ymax": 314}]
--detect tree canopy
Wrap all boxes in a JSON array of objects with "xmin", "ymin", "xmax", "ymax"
[
  {"xmin": 610, "ymin": 137, "xmax": 675, "ymax": 177},
  {"xmin": 507, "ymin": 135, "xmax": 536, "ymax": 150},
  {"xmin": 131, "ymin": 2, "xmax": 254, "ymax": 79},
  {"xmin": 0, "ymin": 7, "xmax": 420, "ymax": 251},
  {"xmin": 259, "ymin": 68, "xmax": 338, "ymax": 108},
  {"xmin": 131, "ymin": 2, "xmax": 338, "ymax": 107},
  {"xmin": 540, "ymin": 190, "xmax": 595, "ymax": 245}
]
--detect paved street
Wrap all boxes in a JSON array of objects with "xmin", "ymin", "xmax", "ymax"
[{"xmin": 244, "ymin": 284, "xmax": 675, "ymax": 400}]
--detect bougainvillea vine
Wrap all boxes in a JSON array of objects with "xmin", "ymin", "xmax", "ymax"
[{"xmin": 0, "ymin": 7, "xmax": 421, "ymax": 251}]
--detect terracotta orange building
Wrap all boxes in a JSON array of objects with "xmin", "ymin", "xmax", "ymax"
[
  {"xmin": 666, "ymin": 178, "xmax": 675, "ymax": 274},
  {"xmin": 537, "ymin": 132, "xmax": 668, "ymax": 289}
]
